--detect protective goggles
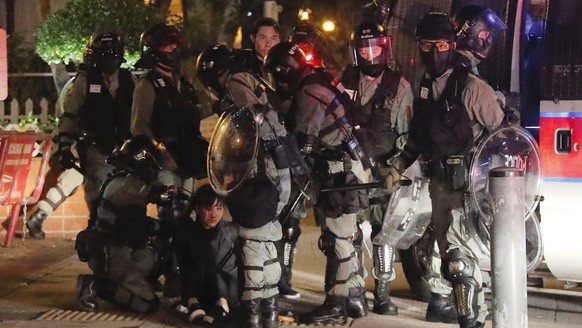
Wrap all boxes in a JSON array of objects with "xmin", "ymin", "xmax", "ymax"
[{"xmin": 418, "ymin": 40, "xmax": 453, "ymax": 52}]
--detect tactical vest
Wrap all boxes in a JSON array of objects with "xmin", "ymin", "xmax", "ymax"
[
  {"xmin": 145, "ymin": 71, "xmax": 207, "ymax": 178},
  {"xmin": 79, "ymin": 67, "xmax": 134, "ymax": 152},
  {"xmin": 339, "ymin": 66, "xmax": 401, "ymax": 160},
  {"xmin": 414, "ymin": 66, "xmax": 473, "ymax": 161}
]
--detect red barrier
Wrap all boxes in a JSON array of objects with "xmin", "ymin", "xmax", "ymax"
[{"xmin": 0, "ymin": 132, "xmax": 52, "ymax": 247}]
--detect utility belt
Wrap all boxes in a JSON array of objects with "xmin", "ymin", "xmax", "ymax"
[{"xmin": 426, "ymin": 154, "xmax": 469, "ymax": 191}]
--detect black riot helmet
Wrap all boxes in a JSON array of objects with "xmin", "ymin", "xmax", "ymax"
[
  {"xmin": 136, "ymin": 24, "xmax": 188, "ymax": 70},
  {"xmin": 86, "ymin": 32, "xmax": 125, "ymax": 75},
  {"xmin": 106, "ymin": 135, "xmax": 165, "ymax": 183},
  {"xmin": 288, "ymin": 23, "xmax": 325, "ymax": 67},
  {"xmin": 264, "ymin": 42, "xmax": 310, "ymax": 86},
  {"xmin": 453, "ymin": 5, "xmax": 507, "ymax": 59},
  {"xmin": 415, "ymin": 12, "xmax": 457, "ymax": 78},
  {"xmin": 350, "ymin": 21, "xmax": 393, "ymax": 77},
  {"xmin": 196, "ymin": 44, "xmax": 236, "ymax": 99}
]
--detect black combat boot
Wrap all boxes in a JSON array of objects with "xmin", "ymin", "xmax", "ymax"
[
  {"xmin": 77, "ymin": 274, "xmax": 99, "ymax": 312},
  {"xmin": 261, "ymin": 296, "xmax": 281, "ymax": 328},
  {"xmin": 241, "ymin": 298, "xmax": 263, "ymax": 328},
  {"xmin": 425, "ymin": 292, "xmax": 458, "ymax": 323},
  {"xmin": 26, "ymin": 210, "xmax": 48, "ymax": 239},
  {"xmin": 373, "ymin": 279, "xmax": 398, "ymax": 315},
  {"xmin": 346, "ymin": 287, "xmax": 368, "ymax": 318},
  {"xmin": 302, "ymin": 295, "xmax": 347, "ymax": 325}
]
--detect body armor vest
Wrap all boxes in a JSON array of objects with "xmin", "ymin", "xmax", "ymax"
[
  {"xmin": 79, "ymin": 68, "xmax": 134, "ymax": 152},
  {"xmin": 145, "ymin": 70, "xmax": 206, "ymax": 178},
  {"xmin": 413, "ymin": 66, "xmax": 473, "ymax": 161},
  {"xmin": 146, "ymin": 70, "xmax": 201, "ymax": 143},
  {"xmin": 340, "ymin": 66, "xmax": 401, "ymax": 160}
]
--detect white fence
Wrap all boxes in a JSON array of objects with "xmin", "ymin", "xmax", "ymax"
[
  {"xmin": 0, "ymin": 97, "xmax": 219, "ymax": 139},
  {"xmin": 0, "ymin": 98, "xmax": 53, "ymax": 125}
]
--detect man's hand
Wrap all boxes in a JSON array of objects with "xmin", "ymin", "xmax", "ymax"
[
  {"xmin": 385, "ymin": 165, "xmax": 403, "ymax": 194},
  {"xmin": 148, "ymin": 185, "xmax": 177, "ymax": 205}
]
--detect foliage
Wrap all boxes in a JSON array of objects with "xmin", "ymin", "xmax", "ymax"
[
  {"xmin": 7, "ymin": 33, "xmax": 58, "ymax": 110},
  {"xmin": 35, "ymin": 0, "xmax": 165, "ymax": 67}
]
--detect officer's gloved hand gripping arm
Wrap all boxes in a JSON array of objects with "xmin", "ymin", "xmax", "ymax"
[{"xmin": 385, "ymin": 144, "xmax": 419, "ymax": 194}]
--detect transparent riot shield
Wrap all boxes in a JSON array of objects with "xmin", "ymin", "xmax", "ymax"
[
  {"xmin": 466, "ymin": 124, "xmax": 543, "ymax": 271},
  {"xmin": 207, "ymin": 105, "xmax": 260, "ymax": 195},
  {"xmin": 373, "ymin": 160, "xmax": 432, "ymax": 249}
]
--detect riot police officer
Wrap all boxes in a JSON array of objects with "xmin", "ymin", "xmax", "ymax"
[
  {"xmin": 75, "ymin": 135, "xmax": 174, "ymax": 314},
  {"xmin": 58, "ymin": 31, "xmax": 134, "ymax": 222},
  {"xmin": 131, "ymin": 24, "xmax": 207, "ymax": 298},
  {"xmin": 218, "ymin": 17, "xmax": 290, "ymax": 328},
  {"xmin": 386, "ymin": 12, "xmax": 505, "ymax": 328},
  {"xmin": 270, "ymin": 22, "xmax": 328, "ymax": 301},
  {"xmin": 265, "ymin": 42, "xmax": 369, "ymax": 325},
  {"xmin": 335, "ymin": 20, "xmax": 413, "ymax": 316},
  {"xmin": 195, "ymin": 43, "xmax": 238, "ymax": 115},
  {"xmin": 288, "ymin": 22, "xmax": 326, "ymax": 69}
]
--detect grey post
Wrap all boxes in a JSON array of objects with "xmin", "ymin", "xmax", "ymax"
[{"xmin": 489, "ymin": 167, "xmax": 528, "ymax": 327}]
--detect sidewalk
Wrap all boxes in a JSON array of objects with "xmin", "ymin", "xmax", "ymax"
[{"xmin": 0, "ymin": 225, "xmax": 581, "ymax": 328}]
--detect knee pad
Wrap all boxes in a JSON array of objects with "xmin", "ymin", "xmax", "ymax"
[
  {"xmin": 282, "ymin": 217, "xmax": 301, "ymax": 243},
  {"xmin": 318, "ymin": 230, "xmax": 336, "ymax": 256},
  {"xmin": 444, "ymin": 248, "xmax": 480, "ymax": 320},
  {"xmin": 353, "ymin": 224, "xmax": 363, "ymax": 249}
]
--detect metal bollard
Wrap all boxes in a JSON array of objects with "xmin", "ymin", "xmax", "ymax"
[{"xmin": 489, "ymin": 167, "xmax": 528, "ymax": 328}]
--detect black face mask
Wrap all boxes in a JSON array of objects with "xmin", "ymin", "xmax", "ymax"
[
  {"xmin": 360, "ymin": 63, "xmax": 385, "ymax": 77},
  {"xmin": 419, "ymin": 49, "xmax": 453, "ymax": 78},
  {"xmin": 96, "ymin": 54, "xmax": 122, "ymax": 75}
]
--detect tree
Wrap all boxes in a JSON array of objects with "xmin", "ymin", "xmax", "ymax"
[{"xmin": 35, "ymin": 0, "xmax": 165, "ymax": 67}]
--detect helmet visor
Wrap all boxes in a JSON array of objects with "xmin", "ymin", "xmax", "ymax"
[
  {"xmin": 460, "ymin": 8, "xmax": 507, "ymax": 38},
  {"xmin": 351, "ymin": 36, "xmax": 393, "ymax": 66}
]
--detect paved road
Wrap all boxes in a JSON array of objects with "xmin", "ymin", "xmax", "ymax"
[{"xmin": 0, "ymin": 222, "xmax": 581, "ymax": 328}]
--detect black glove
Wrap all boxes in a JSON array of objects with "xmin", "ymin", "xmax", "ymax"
[
  {"xmin": 58, "ymin": 147, "xmax": 77, "ymax": 170},
  {"xmin": 148, "ymin": 185, "xmax": 177, "ymax": 205}
]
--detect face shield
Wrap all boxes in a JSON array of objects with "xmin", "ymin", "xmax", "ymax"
[
  {"xmin": 351, "ymin": 35, "xmax": 393, "ymax": 66},
  {"xmin": 350, "ymin": 35, "xmax": 393, "ymax": 77}
]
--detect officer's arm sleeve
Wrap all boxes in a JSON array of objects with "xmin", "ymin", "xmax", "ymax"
[
  {"xmin": 392, "ymin": 77, "xmax": 414, "ymax": 150},
  {"xmin": 294, "ymin": 87, "xmax": 326, "ymax": 137},
  {"xmin": 463, "ymin": 79, "xmax": 505, "ymax": 135},
  {"xmin": 59, "ymin": 75, "xmax": 86, "ymax": 146},
  {"xmin": 130, "ymin": 79, "xmax": 156, "ymax": 138}
]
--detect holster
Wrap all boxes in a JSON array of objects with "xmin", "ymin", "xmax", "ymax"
[{"xmin": 442, "ymin": 155, "xmax": 468, "ymax": 191}]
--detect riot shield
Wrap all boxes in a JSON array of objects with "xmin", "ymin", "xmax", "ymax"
[
  {"xmin": 373, "ymin": 160, "xmax": 432, "ymax": 249},
  {"xmin": 465, "ymin": 124, "xmax": 543, "ymax": 271},
  {"xmin": 207, "ymin": 105, "xmax": 259, "ymax": 195}
]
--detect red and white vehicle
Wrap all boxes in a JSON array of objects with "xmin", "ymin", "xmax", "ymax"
[{"xmin": 535, "ymin": 0, "xmax": 582, "ymax": 284}]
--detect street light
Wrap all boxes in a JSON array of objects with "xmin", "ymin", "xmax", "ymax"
[
  {"xmin": 322, "ymin": 20, "xmax": 336, "ymax": 33},
  {"xmin": 298, "ymin": 8, "xmax": 312, "ymax": 21}
]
